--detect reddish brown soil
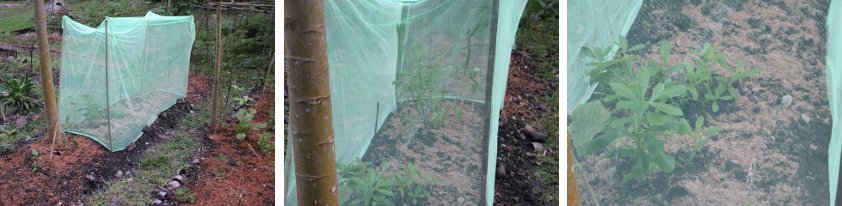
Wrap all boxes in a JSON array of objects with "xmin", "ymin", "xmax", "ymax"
[
  {"xmin": 493, "ymin": 52, "xmax": 559, "ymax": 205},
  {"xmin": 187, "ymin": 89, "xmax": 275, "ymax": 206},
  {"xmin": 0, "ymin": 72, "xmax": 212, "ymax": 205}
]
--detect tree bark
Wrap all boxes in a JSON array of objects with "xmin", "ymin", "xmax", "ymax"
[
  {"xmin": 209, "ymin": 0, "xmax": 222, "ymax": 130},
  {"xmin": 286, "ymin": 0, "xmax": 339, "ymax": 205},
  {"xmin": 34, "ymin": 0, "xmax": 63, "ymax": 146}
]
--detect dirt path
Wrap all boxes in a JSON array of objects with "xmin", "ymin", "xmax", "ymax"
[{"xmin": 0, "ymin": 72, "xmax": 212, "ymax": 205}]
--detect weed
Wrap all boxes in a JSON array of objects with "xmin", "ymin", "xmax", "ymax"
[
  {"xmin": 174, "ymin": 187, "xmax": 197, "ymax": 203},
  {"xmin": 1, "ymin": 78, "xmax": 37, "ymax": 112},
  {"xmin": 257, "ymin": 133, "xmax": 273, "ymax": 154},
  {"xmin": 234, "ymin": 109, "xmax": 266, "ymax": 141},
  {"xmin": 338, "ymin": 159, "xmax": 437, "ymax": 206}
]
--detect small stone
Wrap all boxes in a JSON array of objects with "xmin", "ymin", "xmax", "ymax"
[
  {"xmin": 168, "ymin": 180, "xmax": 181, "ymax": 189},
  {"xmin": 161, "ymin": 112, "xmax": 168, "ymax": 119},
  {"xmin": 457, "ymin": 197, "xmax": 465, "ymax": 206},
  {"xmin": 126, "ymin": 142, "xmax": 136, "ymax": 151},
  {"xmin": 85, "ymin": 174, "xmax": 95, "ymax": 181},
  {"xmin": 531, "ymin": 142, "xmax": 546, "ymax": 154},
  {"xmin": 811, "ymin": 144, "xmax": 818, "ymax": 150},
  {"xmin": 173, "ymin": 175, "xmax": 184, "ymax": 182},
  {"xmin": 802, "ymin": 114, "xmax": 811, "ymax": 124},
  {"xmin": 496, "ymin": 164, "xmax": 505, "ymax": 177},
  {"xmin": 158, "ymin": 191, "xmax": 167, "ymax": 198},
  {"xmin": 781, "ymin": 95, "xmax": 793, "ymax": 108},
  {"xmin": 191, "ymin": 158, "xmax": 200, "ymax": 164},
  {"xmin": 14, "ymin": 117, "xmax": 27, "ymax": 127},
  {"xmin": 115, "ymin": 170, "xmax": 123, "ymax": 178},
  {"xmin": 523, "ymin": 124, "xmax": 546, "ymax": 142},
  {"xmin": 151, "ymin": 199, "xmax": 162, "ymax": 205}
]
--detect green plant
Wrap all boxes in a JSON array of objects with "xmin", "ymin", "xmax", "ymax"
[
  {"xmin": 398, "ymin": 47, "xmax": 448, "ymax": 129},
  {"xmin": 1, "ymin": 78, "xmax": 37, "ymax": 112},
  {"xmin": 338, "ymin": 160, "xmax": 437, "ymax": 206},
  {"xmin": 257, "ymin": 133, "xmax": 273, "ymax": 154},
  {"xmin": 234, "ymin": 109, "xmax": 266, "ymax": 141},
  {"xmin": 30, "ymin": 149, "xmax": 41, "ymax": 172},
  {"xmin": 174, "ymin": 187, "xmax": 197, "ymax": 203},
  {"xmin": 685, "ymin": 43, "xmax": 759, "ymax": 112},
  {"xmin": 574, "ymin": 37, "xmax": 752, "ymax": 182},
  {"xmin": 677, "ymin": 116, "xmax": 721, "ymax": 164}
]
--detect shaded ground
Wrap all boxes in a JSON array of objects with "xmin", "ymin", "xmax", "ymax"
[
  {"xmin": 0, "ymin": 72, "xmax": 212, "ymax": 205},
  {"xmin": 493, "ymin": 51, "xmax": 559, "ymax": 205},
  {"xmin": 575, "ymin": 0, "xmax": 832, "ymax": 205}
]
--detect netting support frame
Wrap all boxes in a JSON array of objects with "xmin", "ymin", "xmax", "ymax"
[
  {"xmin": 480, "ymin": 0, "xmax": 499, "ymax": 205},
  {"xmin": 104, "ymin": 19, "xmax": 114, "ymax": 150}
]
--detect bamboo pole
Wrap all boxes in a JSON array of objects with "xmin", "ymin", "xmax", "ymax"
[
  {"xmin": 286, "ymin": 0, "xmax": 339, "ymax": 205},
  {"xmin": 209, "ymin": 0, "xmax": 222, "ymax": 130},
  {"xmin": 568, "ymin": 132, "xmax": 581, "ymax": 206},
  {"xmin": 33, "ymin": 0, "xmax": 64, "ymax": 148},
  {"xmin": 481, "ymin": 1, "xmax": 499, "ymax": 205}
]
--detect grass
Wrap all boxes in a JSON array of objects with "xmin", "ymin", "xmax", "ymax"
[
  {"xmin": 515, "ymin": 2, "xmax": 559, "ymax": 81},
  {"xmin": 0, "ymin": 7, "xmax": 33, "ymax": 32},
  {"xmin": 87, "ymin": 100, "xmax": 209, "ymax": 205}
]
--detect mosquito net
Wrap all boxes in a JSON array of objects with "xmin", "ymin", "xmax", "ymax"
[
  {"xmin": 569, "ymin": 0, "xmax": 835, "ymax": 205},
  {"xmin": 284, "ymin": 0, "xmax": 526, "ymax": 205},
  {"xmin": 59, "ymin": 12, "xmax": 195, "ymax": 152}
]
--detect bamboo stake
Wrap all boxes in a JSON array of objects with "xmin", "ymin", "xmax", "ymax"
[
  {"xmin": 287, "ymin": 0, "xmax": 339, "ymax": 204},
  {"xmin": 209, "ymin": 0, "xmax": 222, "ymax": 130},
  {"xmin": 33, "ymin": 0, "xmax": 64, "ymax": 149}
]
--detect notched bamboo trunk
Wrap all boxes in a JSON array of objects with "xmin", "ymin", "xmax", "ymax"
[
  {"xmin": 34, "ymin": 0, "xmax": 64, "ymax": 148},
  {"xmin": 286, "ymin": 0, "xmax": 339, "ymax": 205}
]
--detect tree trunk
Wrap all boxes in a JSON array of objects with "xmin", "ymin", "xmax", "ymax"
[
  {"xmin": 209, "ymin": 0, "xmax": 222, "ymax": 130},
  {"xmin": 286, "ymin": 0, "xmax": 339, "ymax": 205},
  {"xmin": 34, "ymin": 0, "xmax": 63, "ymax": 147}
]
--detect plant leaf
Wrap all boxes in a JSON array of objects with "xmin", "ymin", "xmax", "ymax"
[
  {"xmin": 645, "ymin": 137, "xmax": 676, "ymax": 173},
  {"xmin": 609, "ymin": 82, "xmax": 638, "ymax": 100},
  {"xmin": 647, "ymin": 112, "xmax": 668, "ymax": 126},
  {"xmin": 659, "ymin": 40, "xmax": 671, "ymax": 64},
  {"xmin": 652, "ymin": 102, "xmax": 683, "ymax": 116},
  {"xmin": 628, "ymin": 44, "xmax": 646, "ymax": 52},
  {"xmin": 570, "ymin": 101, "xmax": 610, "ymax": 146},
  {"xmin": 652, "ymin": 85, "xmax": 687, "ymax": 101}
]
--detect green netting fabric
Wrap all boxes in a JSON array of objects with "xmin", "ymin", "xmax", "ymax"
[
  {"xmin": 828, "ymin": 1, "xmax": 842, "ymax": 204},
  {"xmin": 59, "ymin": 12, "xmax": 195, "ymax": 151},
  {"xmin": 284, "ymin": 0, "xmax": 524, "ymax": 205},
  {"xmin": 566, "ymin": 0, "xmax": 642, "ymax": 113}
]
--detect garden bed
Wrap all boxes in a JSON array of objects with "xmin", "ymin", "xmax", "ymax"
[
  {"xmin": 362, "ymin": 100, "xmax": 486, "ymax": 206},
  {"xmin": 575, "ymin": 1, "xmax": 832, "ymax": 205}
]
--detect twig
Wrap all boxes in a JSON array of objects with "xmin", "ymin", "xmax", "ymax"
[{"xmin": 246, "ymin": 142, "xmax": 260, "ymax": 158}]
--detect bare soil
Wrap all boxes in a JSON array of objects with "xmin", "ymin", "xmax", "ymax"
[
  {"xmin": 363, "ymin": 100, "xmax": 486, "ymax": 206},
  {"xmin": 576, "ymin": 1, "xmax": 832, "ymax": 205}
]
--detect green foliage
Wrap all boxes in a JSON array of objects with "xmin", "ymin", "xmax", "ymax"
[
  {"xmin": 72, "ymin": 0, "xmax": 151, "ymax": 26},
  {"xmin": 575, "ymin": 36, "xmax": 754, "ymax": 182},
  {"xmin": 517, "ymin": 0, "xmax": 559, "ymax": 80},
  {"xmin": 174, "ymin": 187, "xmax": 197, "ymax": 203},
  {"xmin": 1, "ymin": 78, "xmax": 37, "ymax": 112},
  {"xmin": 234, "ymin": 109, "xmax": 266, "ymax": 141},
  {"xmin": 257, "ymin": 133, "xmax": 273, "ymax": 154},
  {"xmin": 684, "ymin": 43, "xmax": 759, "ymax": 112},
  {"xmin": 338, "ymin": 160, "xmax": 438, "ymax": 206},
  {"xmin": 398, "ymin": 47, "xmax": 448, "ymax": 129}
]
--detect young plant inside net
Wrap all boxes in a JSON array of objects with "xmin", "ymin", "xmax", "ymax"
[{"xmin": 572, "ymin": 36, "xmax": 754, "ymax": 182}]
